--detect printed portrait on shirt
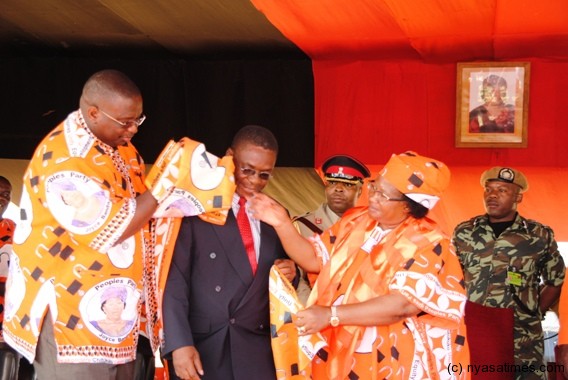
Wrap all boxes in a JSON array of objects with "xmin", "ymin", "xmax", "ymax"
[
  {"xmin": 80, "ymin": 278, "xmax": 139, "ymax": 344},
  {"xmin": 154, "ymin": 188, "xmax": 205, "ymax": 218},
  {"xmin": 45, "ymin": 171, "xmax": 111, "ymax": 235}
]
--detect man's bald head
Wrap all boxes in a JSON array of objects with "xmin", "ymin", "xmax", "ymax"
[{"xmin": 80, "ymin": 69, "xmax": 141, "ymax": 108}]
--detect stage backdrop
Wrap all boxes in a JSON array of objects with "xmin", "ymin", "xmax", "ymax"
[{"xmin": 2, "ymin": 159, "xmax": 566, "ymax": 242}]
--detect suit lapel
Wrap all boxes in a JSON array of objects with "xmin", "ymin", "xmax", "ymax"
[
  {"xmin": 255, "ymin": 221, "xmax": 276, "ymax": 278},
  {"xmin": 213, "ymin": 213, "xmax": 279, "ymax": 311},
  {"xmin": 232, "ymin": 221, "xmax": 279, "ymax": 311}
]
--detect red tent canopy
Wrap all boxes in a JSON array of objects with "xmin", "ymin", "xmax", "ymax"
[{"xmin": 252, "ymin": 0, "xmax": 568, "ymax": 61}]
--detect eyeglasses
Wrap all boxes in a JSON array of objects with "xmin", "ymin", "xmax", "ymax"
[
  {"xmin": 239, "ymin": 167, "xmax": 272, "ymax": 181},
  {"xmin": 99, "ymin": 108, "xmax": 146, "ymax": 129},
  {"xmin": 367, "ymin": 181, "xmax": 406, "ymax": 202}
]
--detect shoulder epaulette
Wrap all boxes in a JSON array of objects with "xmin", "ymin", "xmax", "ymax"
[{"xmin": 294, "ymin": 216, "xmax": 323, "ymax": 235}]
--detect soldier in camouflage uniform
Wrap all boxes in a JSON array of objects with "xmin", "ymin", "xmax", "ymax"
[
  {"xmin": 293, "ymin": 155, "xmax": 370, "ymax": 304},
  {"xmin": 453, "ymin": 167, "xmax": 564, "ymax": 380}
]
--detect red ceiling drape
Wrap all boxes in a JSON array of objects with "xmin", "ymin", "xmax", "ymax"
[{"xmin": 252, "ymin": 0, "xmax": 568, "ymax": 61}]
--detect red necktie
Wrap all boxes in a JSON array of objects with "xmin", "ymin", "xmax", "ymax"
[{"xmin": 236, "ymin": 196, "xmax": 257, "ymax": 275}]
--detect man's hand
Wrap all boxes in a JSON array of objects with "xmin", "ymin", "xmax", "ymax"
[
  {"xmin": 274, "ymin": 258, "xmax": 297, "ymax": 283},
  {"xmin": 172, "ymin": 346, "xmax": 204, "ymax": 380}
]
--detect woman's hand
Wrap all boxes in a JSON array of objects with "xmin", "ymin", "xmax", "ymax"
[
  {"xmin": 294, "ymin": 305, "xmax": 331, "ymax": 336},
  {"xmin": 248, "ymin": 193, "xmax": 290, "ymax": 228}
]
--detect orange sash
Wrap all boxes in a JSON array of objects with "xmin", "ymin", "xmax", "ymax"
[{"xmin": 269, "ymin": 265, "xmax": 327, "ymax": 379}]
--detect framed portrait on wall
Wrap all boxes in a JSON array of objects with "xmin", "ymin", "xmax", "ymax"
[{"xmin": 455, "ymin": 62, "xmax": 530, "ymax": 148}]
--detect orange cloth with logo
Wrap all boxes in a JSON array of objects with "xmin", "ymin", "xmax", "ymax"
[
  {"xmin": 307, "ymin": 207, "xmax": 470, "ymax": 380},
  {"xmin": 269, "ymin": 265, "xmax": 328, "ymax": 379},
  {"xmin": 145, "ymin": 137, "xmax": 234, "ymax": 225},
  {"xmin": 3, "ymin": 110, "xmax": 235, "ymax": 365},
  {"xmin": 145, "ymin": 137, "xmax": 235, "ymax": 352}
]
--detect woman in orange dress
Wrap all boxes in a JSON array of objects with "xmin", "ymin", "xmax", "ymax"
[{"xmin": 251, "ymin": 152, "xmax": 470, "ymax": 380}]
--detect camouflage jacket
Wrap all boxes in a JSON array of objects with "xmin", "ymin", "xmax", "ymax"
[{"xmin": 452, "ymin": 213, "xmax": 565, "ymax": 322}]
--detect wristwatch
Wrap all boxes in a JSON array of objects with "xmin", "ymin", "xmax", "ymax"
[{"xmin": 330, "ymin": 305, "xmax": 340, "ymax": 327}]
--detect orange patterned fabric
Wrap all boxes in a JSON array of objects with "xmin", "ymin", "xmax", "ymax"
[
  {"xmin": 145, "ymin": 137, "xmax": 235, "ymax": 225},
  {"xmin": 307, "ymin": 207, "xmax": 470, "ymax": 380},
  {"xmin": 143, "ymin": 136, "xmax": 235, "ymax": 351},
  {"xmin": 0, "ymin": 217, "xmax": 15, "ymax": 340},
  {"xmin": 3, "ymin": 111, "xmax": 235, "ymax": 365},
  {"xmin": 269, "ymin": 265, "xmax": 328, "ymax": 379}
]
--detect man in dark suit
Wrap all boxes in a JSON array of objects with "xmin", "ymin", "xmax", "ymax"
[{"xmin": 162, "ymin": 125, "xmax": 298, "ymax": 380}]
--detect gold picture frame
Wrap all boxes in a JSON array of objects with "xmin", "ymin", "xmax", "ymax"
[{"xmin": 455, "ymin": 62, "xmax": 530, "ymax": 148}]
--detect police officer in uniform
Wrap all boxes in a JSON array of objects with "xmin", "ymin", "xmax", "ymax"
[{"xmin": 293, "ymin": 155, "xmax": 370, "ymax": 304}]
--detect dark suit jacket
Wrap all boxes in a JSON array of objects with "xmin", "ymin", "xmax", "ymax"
[{"xmin": 162, "ymin": 212, "xmax": 287, "ymax": 380}]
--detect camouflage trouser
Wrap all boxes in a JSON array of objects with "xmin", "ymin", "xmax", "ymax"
[{"xmin": 513, "ymin": 318, "xmax": 546, "ymax": 380}]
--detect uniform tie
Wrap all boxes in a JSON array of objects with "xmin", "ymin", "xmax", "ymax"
[{"xmin": 236, "ymin": 196, "xmax": 257, "ymax": 275}]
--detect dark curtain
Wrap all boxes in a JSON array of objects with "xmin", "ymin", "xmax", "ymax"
[{"xmin": 0, "ymin": 56, "xmax": 314, "ymax": 167}]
